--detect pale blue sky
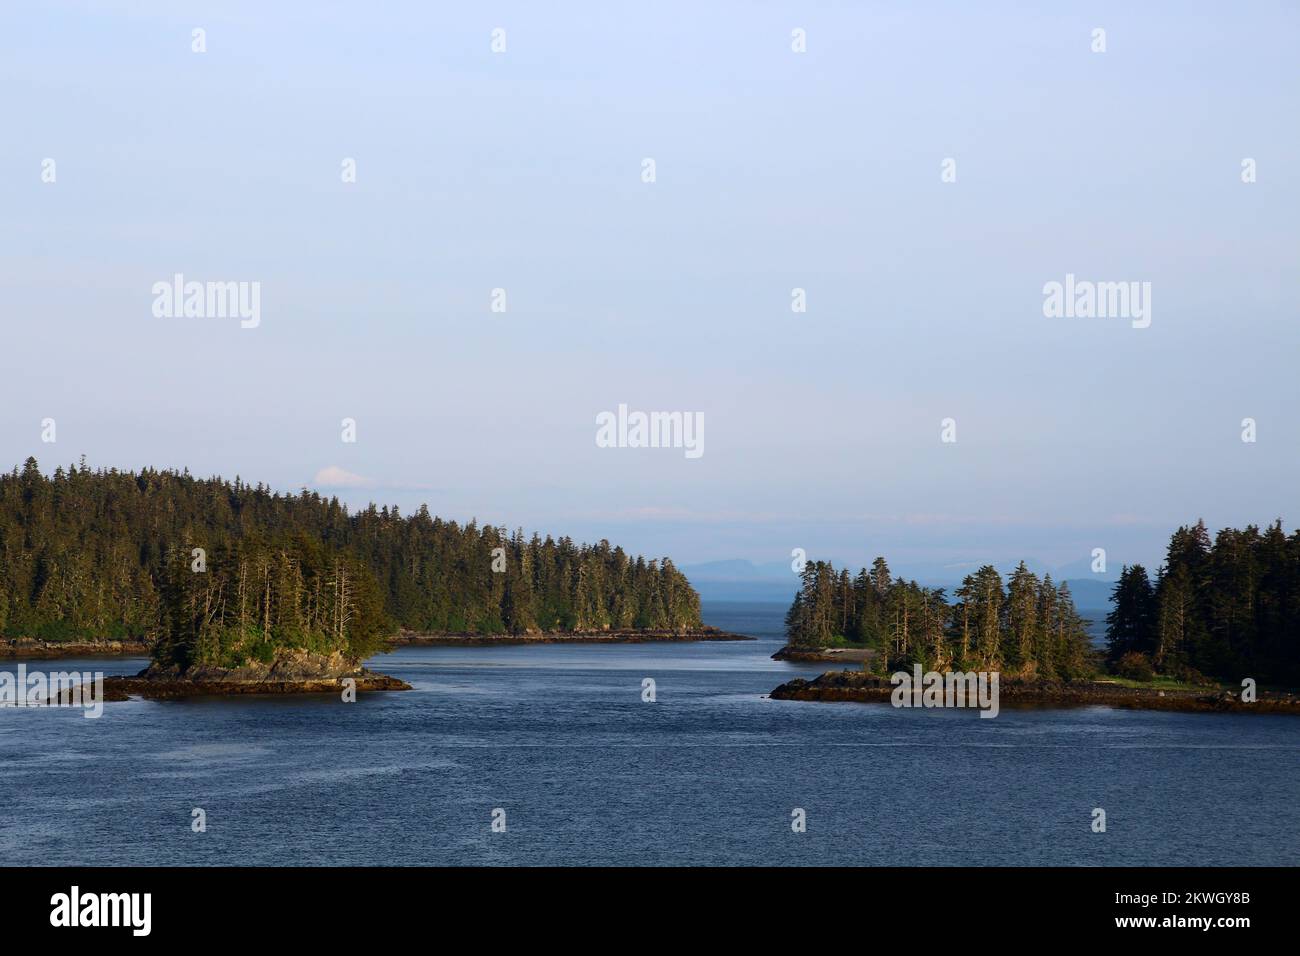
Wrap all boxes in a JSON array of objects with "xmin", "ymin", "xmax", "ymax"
[{"xmin": 1, "ymin": 1, "xmax": 1297, "ymax": 577}]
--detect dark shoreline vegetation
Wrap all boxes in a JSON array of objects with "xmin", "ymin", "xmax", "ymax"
[
  {"xmin": 0, "ymin": 459, "xmax": 709, "ymax": 693},
  {"xmin": 775, "ymin": 524, "xmax": 1300, "ymax": 713}
]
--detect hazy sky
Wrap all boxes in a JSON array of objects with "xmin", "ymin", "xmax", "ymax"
[{"xmin": 2, "ymin": 1, "xmax": 1296, "ymax": 577}]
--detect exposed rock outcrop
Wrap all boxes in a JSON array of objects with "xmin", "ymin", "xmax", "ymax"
[
  {"xmin": 769, "ymin": 670, "xmax": 1300, "ymax": 715},
  {"xmin": 87, "ymin": 649, "xmax": 412, "ymax": 701},
  {"xmin": 139, "ymin": 647, "xmax": 361, "ymax": 682}
]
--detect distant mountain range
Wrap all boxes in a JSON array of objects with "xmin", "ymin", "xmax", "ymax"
[{"xmin": 683, "ymin": 558, "xmax": 1118, "ymax": 613}]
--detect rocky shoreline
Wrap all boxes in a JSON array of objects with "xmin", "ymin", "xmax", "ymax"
[
  {"xmin": 770, "ymin": 670, "xmax": 1300, "ymax": 715},
  {"xmin": 771, "ymin": 644, "xmax": 873, "ymax": 663},
  {"xmin": 83, "ymin": 669, "xmax": 412, "ymax": 702},
  {"xmin": 45, "ymin": 648, "xmax": 412, "ymax": 702},
  {"xmin": 2, "ymin": 638, "xmax": 150, "ymax": 659},
  {"xmin": 5, "ymin": 626, "xmax": 753, "ymax": 660},
  {"xmin": 388, "ymin": 626, "xmax": 754, "ymax": 646}
]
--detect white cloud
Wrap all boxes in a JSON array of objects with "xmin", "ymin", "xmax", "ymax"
[{"xmin": 312, "ymin": 465, "xmax": 372, "ymax": 488}]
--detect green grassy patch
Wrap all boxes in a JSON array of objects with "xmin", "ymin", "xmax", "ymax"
[{"xmin": 1094, "ymin": 675, "xmax": 1220, "ymax": 692}]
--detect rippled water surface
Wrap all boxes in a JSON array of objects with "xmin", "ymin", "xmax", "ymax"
[{"xmin": 2, "ymin": 601, "xmax": 1297, "ymax": 865}]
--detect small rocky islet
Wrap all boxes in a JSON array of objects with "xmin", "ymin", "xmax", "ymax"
[
  {"xmin": 769, "ymin": 668, "xmax": 1300, "ymax": 715},
  {"xmin": 46, "ymin": 648, "xmax": 411, "ymax": 702},
  {"xmin": 90, "ymin": 628, "xmax": 751, "ymax": 701},
  {"xmin": 27, "ymin": 628, "xmax": 753, "ymax": 703}
]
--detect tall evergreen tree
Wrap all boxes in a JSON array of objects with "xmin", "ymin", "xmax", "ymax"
[{"xmin": 1105, "ymin": 565, "xmax": 1157, "ymax": 662}]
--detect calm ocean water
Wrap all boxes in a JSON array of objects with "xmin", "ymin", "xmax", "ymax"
[{"xmin": 2, "ymin": 601, "xmax": 1296, "ymax": 866}]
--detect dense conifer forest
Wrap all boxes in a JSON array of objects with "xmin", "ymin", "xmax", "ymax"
[
  {"xmin": 1105, "ymin": 520, "xmax": 1300, "ymax": 686},
  {"xmin": 784, "ymin": 557, "xmax": 1092, "ymax": 679},
  {"xmin": 787, "ymin": 519, "xmax": 1300, "ymax": 686},
  {"xmin": 0, "ymin": 459, "xmax": 702, "ymax": 668}
]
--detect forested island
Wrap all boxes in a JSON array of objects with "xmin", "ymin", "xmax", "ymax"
[
  {"xmin": 773, "ymin": 522, "xmax": 1300, "ymax": 713},
  {"xmin": 780, "ymin": 557, "xmax": 1092, "ymax": 678},
  {"xmin": 0, "ymin": 459, "xmax": 726, "ymax": 692}
]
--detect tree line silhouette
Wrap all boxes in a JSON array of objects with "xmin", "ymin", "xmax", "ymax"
[
  {"xmin": 788, "ymin": 521, "xmax": 1300, "ymax": 686},
  {"xmin": 0, "ymin": 459, "xmax": 702, "ymax": 668},
  {"xmin": 1106, "ymin": 520, "xmax": 1299, "ymax": 685}
]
